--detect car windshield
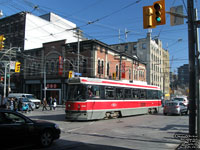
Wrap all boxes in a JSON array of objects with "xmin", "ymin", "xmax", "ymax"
[
  {"xmin": 173, "ymin": 98, "xmax": 184, "ymax": 101},
  {"xmin": 67, "ymin": 84, "xmax": 87, "ymax": 101},
  {"xmin": 167, "ymin": 102, "xmax": 178, "ymax": 106},
  {"xmin": 26, "ymin": 95, "xmax": 35, "ymax": 99},
  {"xmin": 21, "ymin": 98, "xmax": 30, "ymax": 102}
]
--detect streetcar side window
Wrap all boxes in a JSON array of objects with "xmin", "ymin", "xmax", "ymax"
[
  {"xmin": 152, "ymin": 90, "xmax": 159, "ymax": 99},
  {"xmin": 140, "ymin": 89, "xmax": 146, "ymax": 99},
  {"xmin": 132, "ymin": 89, "xmax": 139, "ymax": 99},
  {"xmin": 105, "ymin": 86, "xmax": 115, "ymax": 99},
  {"xmin": 87, "ymin": 85, "xmax": 101, "ymax": 99},
  {"xmin": 124, "ymin": 88, "xmax": 132, "ymax": 100},
  {"xmin": 147, "ymin": 90, "xmax": 153, "ymax": 99},
  {"xmin": 116, "ymin": 88, "xmax": 124, "ymax": 100}
]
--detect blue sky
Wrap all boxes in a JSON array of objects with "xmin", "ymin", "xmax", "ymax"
[{"xmin": 1, "ymin": 0, "xmax": 199, "ymax": 73}]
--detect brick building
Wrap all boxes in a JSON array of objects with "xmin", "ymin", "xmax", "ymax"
[{"xmin": 23, "ymin": 39, "xmax": 146, "ymax": 104}]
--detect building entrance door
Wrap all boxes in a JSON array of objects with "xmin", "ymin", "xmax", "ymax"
[{"xmin": 46, "ymin": 89, "xmax": 61, "ymax": 104}]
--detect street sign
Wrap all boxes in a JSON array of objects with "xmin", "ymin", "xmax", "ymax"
[
  {"xmin": 170, "ymin": 5, "xmax": 184, "ymax": 26},
  {"xmin": 74, "ymin": 72, "xmax": 82, "ymax": 76},
  {"xmin": 10, "ymin": 61, "xmax": 16, "ymax": 70}
]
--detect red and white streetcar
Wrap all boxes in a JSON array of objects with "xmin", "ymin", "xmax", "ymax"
[{"xmin": 65, "ymin": 77, "xmax": 162, "ymax": 120}]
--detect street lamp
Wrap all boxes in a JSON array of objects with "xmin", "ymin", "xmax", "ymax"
[{"xmin": 0, "ymin": 47, "xmax": 21, "ymax": 97}]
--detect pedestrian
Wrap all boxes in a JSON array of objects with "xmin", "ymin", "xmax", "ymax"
[
  {"xmin": 53, "ymin": 97, "xmax": 57, "ymax": 110},
  {"xmin": 9, "ymin": 98, "xmax": 14, "ymax": 110},
  {"xmin": 1, "ymin": 97, "xmax": 7, "ymax": 109},
  {"xmin": 18, "ymin": 98, "xmax": 23, "ymax": 111},
  {"xmin": 22, "ymin": 103, "xmax": 29, "ymax": 113},
  {"xmin": 49, "ymin": 96, "xmax": 53, "ymax": 110},
  {"xmin": 14, "ymin": 98, "xmax": 18, "ymax": 111},
  {"xmin": 42, "ymin": 98, "xmax": 47, "ymax": 111}
]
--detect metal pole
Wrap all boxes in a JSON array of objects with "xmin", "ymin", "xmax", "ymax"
[
  {"xmin": 3, "ymin": 62, "xmax": 7, "ymax": 98},
  {"xmin": 187, "ymin": 0, "xmax": 196, "ymax": 136},
  {"xmin": 8, "ymin": 46, "xmax": 11, "ymax": 94},
  {"xmin": 119, "ymin": 54, "xmax": 122, "ymax": 80},
  {"xmin": 44, "ymin": 59, "xmax": 46, "ymax": 101},
  {"xmin": 77, "ymin": 29, "xmax": 80, "ymax": 74},
  {"xmin": 195, "ymin": 8, "xmax": 200, "ymax": 139}
]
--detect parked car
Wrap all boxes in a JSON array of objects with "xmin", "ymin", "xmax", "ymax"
[
  {"xmin": 0, "ymin": 109, "xmax": 61, "ymax": 149},
  {"xmin": 8, "ymin": 93, "xmax": 41, "ymax": 109},
  {"xmin": 172, "ymin": 96, "xmax": 189, "ymax": 106},
  {"xmin": 163, "ymin": 101, "xmax": 188, "ymax": 116}
]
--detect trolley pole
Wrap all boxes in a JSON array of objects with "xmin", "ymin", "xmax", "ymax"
[{"xmin": 187, "ymin": 0, "xmax": 196, "ymax": 136}]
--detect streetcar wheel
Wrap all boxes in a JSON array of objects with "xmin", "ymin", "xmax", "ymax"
[{"xmin": 152, "ymin": 108, "xmax": 158, "ymax": 114}]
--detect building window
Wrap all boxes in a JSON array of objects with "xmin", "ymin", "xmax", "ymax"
[
  {"xmin": 57, "ymin": 61, "xmax": 59, "ymax": 73},
  {"xmin": 142, "ymin": 43, "xmax": 146, "ymax": 49},
  {"xmin": 129, "ymin": 68, "xmax": 131, "ymax": 80},
  {"xmin": 107, "ymin": 62, "xmax": 110, "ymax": 76},
  {"xmin": 133, "ymin": 44, "xmax": 137, "ymax": 51},
  {"xmin": 51, "ymin": 62, "xmax": 54, "ymax": 72},
  {"xmin": 116, "ymin": 65, "xmax": 119, "ymax": 77},
  {"xmin": 101, "ymin": 60, "xmax": 104, "ymax": 74},
  {"xmin": 37, "ymin": 64, "xmax": 40, "ymax": 75},
  {"xmin": 98, "ymin": 60, "xmax": 101, "ymax": 74}
]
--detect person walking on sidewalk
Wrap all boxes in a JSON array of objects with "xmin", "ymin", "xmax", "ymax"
[
  {"xmin": 53, "ymin": 97, "xmax": 57, "ymax": 110},
  {"xmin": 49, "ymin": 96, "xmax": 53, "ymax": 110},
  {"xmin": 42, "ymin": 98, "xmax": 48, "ymax": 111}
]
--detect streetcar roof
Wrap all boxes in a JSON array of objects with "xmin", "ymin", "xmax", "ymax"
[{"xmin": 68, "ymin": 77, "xmax": 160, "ymax": 90}]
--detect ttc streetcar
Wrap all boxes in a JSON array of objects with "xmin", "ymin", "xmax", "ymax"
[{"xmin": 65, "ymin": 77, "xmax": 162, "ymax": 120}]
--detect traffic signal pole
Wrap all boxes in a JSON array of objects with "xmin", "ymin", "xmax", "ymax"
[{"xmin": 187, "ymin": 0, "xmax": 196, "ymax": 136}]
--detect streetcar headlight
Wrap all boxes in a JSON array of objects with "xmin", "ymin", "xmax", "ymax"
[{"xmin": 68, "ymin": 104, "xmax": 71, "ymax": 107}]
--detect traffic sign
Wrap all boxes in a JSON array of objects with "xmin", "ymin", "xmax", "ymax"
[{"xmin": 74, "ymin": 72, "xmax": 82, "ymax": 76}]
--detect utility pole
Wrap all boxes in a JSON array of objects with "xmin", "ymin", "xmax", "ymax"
[
  {"xmin": 3, "ymin": 62, "xmax": 8, "ymax": 98},
  {"xmin": 119, "ymin": 53, "xmax": 122, "ymax": 80},
  {"xmin": 187, "ymin": 0, "xmax": 196, "ymax": 136},
  {"xmin": 194, "ymin": 8, "xmax": 200, "ymax": 139},
  {"xmin": 77, "ymin": 28, "xmax": 80, "ymax": 74}
]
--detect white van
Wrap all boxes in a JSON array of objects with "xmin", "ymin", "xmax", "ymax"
[{"xmin": 8, "ymin": 93, "xmax": 41, "ymax": 109}]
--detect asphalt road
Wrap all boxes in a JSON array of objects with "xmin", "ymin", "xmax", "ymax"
[{"xmin": 24, "ymin": 106, "xmax": 188, "ymax": 150}]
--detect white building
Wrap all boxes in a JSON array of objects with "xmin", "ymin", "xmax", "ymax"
[
  {"xmin": 110, "ymin": 32, "xmax": 170, "ymax": 97},
  {"xmin": 0, "ymin": 11, "xmax": 79, "ymax": 50}
]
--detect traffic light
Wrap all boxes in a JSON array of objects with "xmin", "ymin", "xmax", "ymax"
[
  {"xmin": 143, "ymin": 6, "xmax": 155, "ymax": 29},
  {"xmin": 143, "ymin": 0, "xmax": 166, "ymax": 29},
  {"xmin": 0, "ymin": 35, "xmax": 6, "ymax": 50},
  {"xmin": 15, "ymin": 61, "xmax": 21, "ymax": 73},
  {"xmin": 0, "ymin": 77, "xmax": 4, "ymax": 82},
  {"xmin": 68, "ymin": 71, "xmax": 73, "ymax": 78},
  {"xmin": 153, "ymin": 0, "xmax": 166, "ymax": 26}
]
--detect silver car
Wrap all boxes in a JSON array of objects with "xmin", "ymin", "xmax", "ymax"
[{"xmin": 163, "ymin": 101, "xmax": 188, "ymax": 115}]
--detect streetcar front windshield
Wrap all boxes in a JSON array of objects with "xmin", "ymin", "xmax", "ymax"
[{"xmin": 67, "ymin": 84, "xmax": 87, "ymax": 101}]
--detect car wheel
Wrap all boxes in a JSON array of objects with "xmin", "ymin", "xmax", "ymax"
[{"xmin": 40, "ymin": 129, "xmax": 53, "ymax": 147}]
